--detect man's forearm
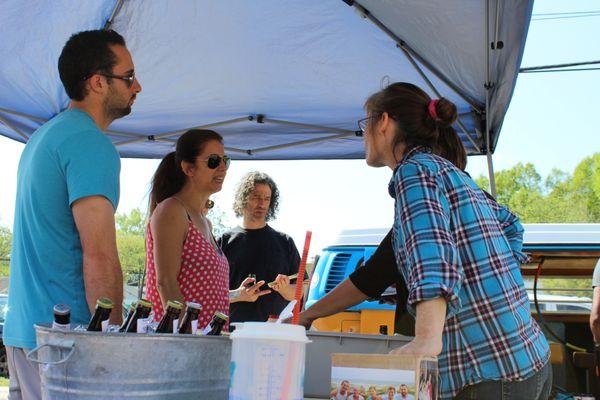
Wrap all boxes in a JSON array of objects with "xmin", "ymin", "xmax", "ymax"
[
  {"xmin": 83, "ymin": 253, "xmax": 123, "ymax": 325},
  {"xmin": 303, "ymin": 278, "xmax": 368, "ymax": 320},
  {"xmin": 414, "ymin": 298, "xmax": 446, "ymax": 352},
  {"xmin": 590, "ymin": 287, "xmax": 600, "ymax": 342}
]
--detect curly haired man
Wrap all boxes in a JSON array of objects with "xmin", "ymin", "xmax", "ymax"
[{"xmin": 219, "ymin": 171, "xmax": 305, "ymax": 323}]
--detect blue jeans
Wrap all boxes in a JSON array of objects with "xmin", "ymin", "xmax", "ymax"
[{"xmin": 454, "ymin": 361, "xmax": 552, "ymax": 400}]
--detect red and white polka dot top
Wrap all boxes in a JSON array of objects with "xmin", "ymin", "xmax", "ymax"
[{"xmin": 144, "ymin": 219, "xmax": 229, "ymax": 331}]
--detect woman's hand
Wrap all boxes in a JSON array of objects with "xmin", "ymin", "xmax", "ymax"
[
  {"xmin": 270, "ymin": 274, "xmax": 297, "ymax": 301},
  {"xmin": 230, "ymin": 278, "xmax": 271, "ymax": 303}
]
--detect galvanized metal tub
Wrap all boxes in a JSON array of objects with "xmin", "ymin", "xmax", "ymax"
[{"xmin": 29, "ymin": 324, "xmax": 231, "ymax": 399}]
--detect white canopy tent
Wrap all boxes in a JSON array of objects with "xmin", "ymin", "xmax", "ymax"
[{"xmin": 0, "ymin": 1, "xmax": 534, "ymax": 193}]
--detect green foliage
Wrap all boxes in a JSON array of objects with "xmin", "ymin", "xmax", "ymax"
[
  {"xmin": 116, "ymin": 208, "xmax": 147, "ymax": 237},
  {"xmin": 0, "ymin": 226, "xmax": 11, "ymax": 260},
  {"xmin": 475, "ymin": 153, "xmax": 600, "ymax": 223},
  {"xmin": 117, "ymin": 233, "xmax": 146, "ymax": 286}
]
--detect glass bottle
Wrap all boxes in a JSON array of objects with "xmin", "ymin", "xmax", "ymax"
[
  {"xmin": 52, "ymin": 304, "xmax": 71, "ymax": 331},
  {"xmin": 177, "ymin": 301, "xmax": 202, "ymax": 334},
  {"xmin": 119, "ymin": 302, "xmax": 137, "ymax": 332},
  {"xmin": 201, "ymin": 311, "xmax": 228, "ymax": 336},
  {"xmin": 155, "ymin": 300, "xmax": 183, "ymax": 334},
  {"xmin": 87, "ymin": 297, "xmax": 113, "ymax": 332},
  {"xmin": 125, "ymin": 299, "xmax": 153, "ymax": 333}
]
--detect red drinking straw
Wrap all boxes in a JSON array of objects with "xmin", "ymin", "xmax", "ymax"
[{"xmin": 292, "ymin": 231, "xmax": 312, "ymax": 325}]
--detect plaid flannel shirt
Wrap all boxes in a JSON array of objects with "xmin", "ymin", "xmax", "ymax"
[{"xmin": 390, "ymin": 147, "xmax": 549, "ymax": 399}]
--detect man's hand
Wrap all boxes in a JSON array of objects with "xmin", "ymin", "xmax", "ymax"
[
  {"xmin": 282, "ymin": 310, "xmax": 315, "ymax": 329},
  {"xmin": 389, "ymin": 336, "xmax": 443, "ymax": 357},
  {"xmin": 270, "ymin": 274, "xmax": 297, "ymax": 301},
  {"xmin": 230, "ymin": 278, "xmax": 271, "ymax": 303},
  {"xmin": 390, "ymin": 297, "xmax": 446, "ymax": 357}
]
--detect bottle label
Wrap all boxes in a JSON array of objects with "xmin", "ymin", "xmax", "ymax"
[
  {"xmin": 101, "ymin": 319, "xmax": 109, "ymax": 332},
  {"xmin": 52, "ymin": 322, "xmax": 70, "ymax": 331},
  {"xmin": 173, "ymin": 318, "xmax": 179, "ymax": 333},
  {"xmin": 137, "ymin": 317, "xmax": 151, "ymax": 333},
  {"xmin": 200, "ymin": 322, "xmax": 212, "ymax": 335},
  {"xmin": 191, "ymin": 320, "xmax": 198, "ymax": 335}
]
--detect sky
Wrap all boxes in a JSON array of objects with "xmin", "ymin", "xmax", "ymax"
[{"xmin": 0, "ymin": 1, "xmax": 599, "ymax": 258}]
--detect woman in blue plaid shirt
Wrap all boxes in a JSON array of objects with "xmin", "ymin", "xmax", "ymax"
[{"xmin": 360, "ymin": 82, "xmax": 551, "ymax": 399}]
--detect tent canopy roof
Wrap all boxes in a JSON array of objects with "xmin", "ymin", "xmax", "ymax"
[{"xmin": 0, "ymin": 0, "xmax": 533, "ymax": 160}]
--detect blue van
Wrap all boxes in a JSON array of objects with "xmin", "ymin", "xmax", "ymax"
[{"xmin": 305, "ymin": 224, "xmax": 600, "ymax": 335}]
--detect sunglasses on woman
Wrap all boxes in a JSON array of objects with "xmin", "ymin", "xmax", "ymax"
[{"xmin": 201, "ymin": 154, "xmax": 231, "ymax": 170}]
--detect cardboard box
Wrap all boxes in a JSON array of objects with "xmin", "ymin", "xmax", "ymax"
[{"xmin": 330, "ymin": 353, "xmax": 438, "ymax": 400}]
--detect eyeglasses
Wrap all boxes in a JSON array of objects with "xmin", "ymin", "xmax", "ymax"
[
  {"xmin": 83, "ymin": 72, "xmax": 136, "ymax": 88},
  {"xmin": 98, "ymin": 72, "xmax": 136, "ymax": 88},
  {"xmin": 357, "ymin": 115, "xmax": 379, "ymax": 133},
  {"xmin": 201, "ymin": 154, "xmax": 231, "ymax": 170}
]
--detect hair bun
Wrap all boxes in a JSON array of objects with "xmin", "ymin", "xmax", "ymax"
[{"xmin": 435, "ymin": 98, "xmax": 458, "ymax": 128}]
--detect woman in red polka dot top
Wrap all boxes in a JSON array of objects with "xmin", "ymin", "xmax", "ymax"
[{"xmin": 144, "ymin": 129, "xmax": 270, "ymax": 331}]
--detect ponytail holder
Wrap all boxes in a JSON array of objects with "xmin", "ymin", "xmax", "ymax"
[{"xmin": 428, "ymin": 99, "xmax": 440, "ymax": 121}]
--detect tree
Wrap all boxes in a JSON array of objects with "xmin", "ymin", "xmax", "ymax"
[
  {"xmin": 474, "ymin": 154, "xmax": 600, "ymax": 224},
  {"xmin": 117, "ymin": 233, "xmax": 146, "ymax": 286},
  {"xmin": 116, "ymin": 208, "xmax": 147, "ymax": 237},
  {"xmin": 0, "ymin": 226, "xmax": 11, "ymax": 260},
  {"xmin": 0, "ymin": 226, "xmax": 11, "ymax": 276}
]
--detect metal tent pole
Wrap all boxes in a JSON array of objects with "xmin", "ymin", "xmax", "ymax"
[
  {"xmin": 104, "ymin": 0, "xmax": 126, "ymax": 30},
  {"xmin": 349, "ymin": 1, "xmax": 482, "ymax": 114},
  {"xmin": 485, "ymin": 0, "xmax": 497, "ymax": 197},
  {"xmin": 260, "ymin": 117, "xmax": 359, "ymax": 135},
  {"xmin": 248, "ymin": 131, "xmax": 358, "ymax": 155},
  {"xmin": 0, "ymin": 114, "xmax": 29, "ymax": 141},
  {"xmin": 486, "ymin": 153, "xmax": 497, "ymax": 197},
  {"xmin": 397, "ymin": 45, "xmax": 481, "ymax": 153},
  {"xmin": 0, "ymin": 107, "xmax": 141, "ymax": 138},
  {"xmin": 114, "ymin": 116, "xmax": 251, "ymax": 147}
]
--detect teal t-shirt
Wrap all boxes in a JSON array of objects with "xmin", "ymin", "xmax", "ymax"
[{"xmin": 3, "ymin": 109, "xmax": 120, "ymax": 349}]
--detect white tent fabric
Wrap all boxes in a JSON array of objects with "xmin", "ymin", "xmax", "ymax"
[{"xmin": 0, "ymin": 0, "xmax": 533, "ymax": 160}]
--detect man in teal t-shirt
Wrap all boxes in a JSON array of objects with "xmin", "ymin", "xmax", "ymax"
[{"xmin": 3, "ymin": 30, "xmax": 142, "ymax": 399}]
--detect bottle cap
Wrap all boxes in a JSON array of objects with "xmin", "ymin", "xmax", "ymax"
[
  {"xmin": 214, "ymin": 311, "xmax": 229, "ymax": 321},
  {"xmin": 53, "ymin": 304, "xmax": 71, "ymax": 315},
  {"xmin": 138, "ymin": 299, "xmax": 153, "ymax": 309},
  {"xmin": 167, "ymin": 300, "xmax": 184, "ymax": 310},
  {"xmin": 96, "ymin": 297, "xmax": 114, "ymax": 309},
  {"xmin": 186, "ymin": 301, "xmax": 202, "ymax": 310}
]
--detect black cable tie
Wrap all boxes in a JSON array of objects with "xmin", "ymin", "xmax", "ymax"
[
  {"xmin": 484, "ymin": 82, "xmax": 495, "ymax": 90},
  {"xmin": 147, "ymin": 135, "xmax": 155, "ymax": 141},
  {"xmin": 355, "ymin": 130, "xmax": 363, "ymax": 137},
  {"xmin": 246, "ymin": 149, "xmax": 253, "ymax": 155},
  {"xmin": 256, "ymin": 114, "xmax": 265, "ymax": 124}
]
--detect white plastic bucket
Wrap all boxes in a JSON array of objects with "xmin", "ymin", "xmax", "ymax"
[{"xmin": 229, "ymin": 322, "xmax": 310, "ymax": 400}]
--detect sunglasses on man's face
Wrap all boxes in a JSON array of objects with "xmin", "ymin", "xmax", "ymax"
[
  {"xmin": 82, "ymin": 72, "xmax": 136, "ymax": 88},
  {"xmin": 202, "ymin": 154, "xmax": 231, "ymax": 170}
]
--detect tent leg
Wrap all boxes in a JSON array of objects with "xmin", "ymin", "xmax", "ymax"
[
  {"xmin": 484, "ymin": 0, "xmax": 496, "ymax": 198},
  {"xmin": 486, "ymin": 153, "xmax": 497, "ymax": 197}
]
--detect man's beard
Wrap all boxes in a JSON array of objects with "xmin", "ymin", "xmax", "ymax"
[{"xmin": 104, "ymin": 86, "xmax": 132, "ymax": 121}]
